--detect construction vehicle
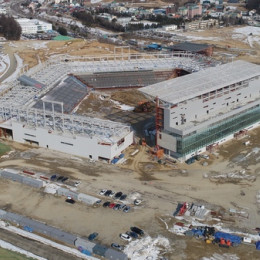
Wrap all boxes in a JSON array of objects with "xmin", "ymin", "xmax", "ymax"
[
  {"xmin": 144, "ymin": 44, "xmax": 162, "ymax": 51},
  {"xmin": 134, "ymin": 100, "xmax": 153, "ymax": 113}
]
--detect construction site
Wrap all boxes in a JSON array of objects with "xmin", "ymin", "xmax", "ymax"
[
  {"xmin": 0, "ymin": 29, "xmax": 259, "ymax": 259},
  {"xmin": 0, "ymin": 49, "xmax": 218, "ymax": 162}
]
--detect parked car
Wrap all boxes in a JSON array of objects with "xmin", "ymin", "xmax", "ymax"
[
  {"xmin": 109, "ymin": 203, "xmax": 116, "ymax": 209},
  {"xmin": 123, "ymin": 206, "xmax": 130, "ymax": 213},
  {"xmin": 119, "ymin": 204, "xmax": 126, "ymax": 210},
  {"xmin": 65, "ymin": 198, "xmax": 75, "ymax": 204},
  {"xmin": 109, "ymin": 191, "xmax": 115, "ymax": 198},
  {"xmin": 120, "ymin": 194, "xmax": 127, "ymax": 200},
  {"xmin": 74, "ymin": 181, "xmax": 81, "ymax": 187},
  {"xmin": 201, "ymin": 154, "xmax": 210, "ymax": 159},
  {"xmin": 130, "ymin": 226, "xmax": 144, "ymax": 236},
  {"xmin": 103, "ymin": 201, "xmax": 110, "ymax": 207},
  {"xmin": 61, "ymin": 177, "xmax": 68, "ymax": 182},
  {"xmin": 134, "ymin": 199, "xmax": 142, "ymax": 206},
  {"xmin": 50, "ymin": 174, "xmax": 57, "ymax": 181},
  {"xmin": 57, "ymin": 176, "xmax": 64, "ymax": 181},
  {"xmin": 120, "ymin": 233, "xmax": 132, "ymax": 242},
  {"xmin": 114, "ymin": 192, "xmax": 122, "ymax": 199},
  {"xmin": 99, "ymin": 189, "xmax": 107, "ymax": 196},
  {"xmin": 111, "ymin": 243, "xmax": 124, "ymax": 251},
  {"xmin": 105, "ymin": 190, "xmax": 112, "ymax": 196},
  {"xmin": 113, "ymin": 204, "xmax": 121, "ymax": 210},
  {"xmin": 88, "ymin": 232, "xmax": 98, "ymax": 241},
  {"xmin": 126, "ymin": 231, "xmax": 138, "ymax": 239}
]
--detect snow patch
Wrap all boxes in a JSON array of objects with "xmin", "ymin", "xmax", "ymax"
[
  {"xmin": 124, "ymin": 235, "xmax": 170, "ymax": 259},
  {"xmin": 44, "ymin": 183, "xmax": 59, "ymax": 194},
  {"xmin": 232, "ymin": 26, "xmax": 260, "ymax": 47},
  {"xmin": 111, "ymin": 100, "xmax": 134, "ymax": 111},
  {"xmin": 201, "ymin": 253, "xmax": 240, "ymax": 260},
  {"xmin": 31, "ymin": 42, "xmax": 48, "ymax": 50},
  {"xmin": 0, "ymin": 53, "xmax": 10, "ymax": 75}
]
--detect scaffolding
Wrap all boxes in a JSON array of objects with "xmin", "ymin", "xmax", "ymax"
[{"xmin": 0, "ymin": 52, "xmax": 217, "ymax": 144}]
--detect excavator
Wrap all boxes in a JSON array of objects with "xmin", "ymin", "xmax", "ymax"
[{"xmin": 134, "ymin": 100, "xmax": 153, "ymax": 113}]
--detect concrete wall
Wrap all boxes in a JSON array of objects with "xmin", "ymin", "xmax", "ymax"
[
  {"xmin": 157, "ymin": 131, "xmax": 177, "ymax": 152},
  {"xmin": 12, "ymin": 122, "xmax": 133, "ymax": 160}
]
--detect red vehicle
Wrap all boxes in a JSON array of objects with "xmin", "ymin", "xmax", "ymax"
[{"xmin": 109, "ymin": 203, "xmax": 116, "ymax": 209}]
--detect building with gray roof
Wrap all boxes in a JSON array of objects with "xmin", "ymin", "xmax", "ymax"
[{"xmin": 140, "ymin": 60, "xmax": 260, "ymax": 161}]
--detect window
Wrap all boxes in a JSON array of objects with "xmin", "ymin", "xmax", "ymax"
[
  {"xmin": 61, "ymin": 141, "xmax": 73, "ymax": 146},
  {"xmin": 89, "ymin": 155, "xmax": 92, "ymax": 159},
  {"xmin": 25, "ymin": 133, "xmax": 36, "ymax": 137},
  {"xmin": 159, "ymin": 134, "xmax": 162, "ymax": 139},
  {"xmin": 176, "ymin": 122, "xmax": 178, "ymax": 125}
]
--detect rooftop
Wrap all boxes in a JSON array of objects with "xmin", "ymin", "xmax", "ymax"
[
  {"xmin": 139, "ymin": 60, "xmax": 260, "ymax": 105},
  {"xmin": 169, "ymin": 42, "xmax": 211, "ymax": 53}
]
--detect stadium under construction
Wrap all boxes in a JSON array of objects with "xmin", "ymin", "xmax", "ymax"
[{"xmin": 0, "ymin": 50, "xmax": 232, "ymax": 162}]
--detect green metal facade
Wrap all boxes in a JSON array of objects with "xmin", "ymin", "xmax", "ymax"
[{"xmin": 176, "ymin": 105, "xmax": 260, "ymax": 155}]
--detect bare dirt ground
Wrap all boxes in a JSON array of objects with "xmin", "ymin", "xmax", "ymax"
[
  {"xmin": 183, "ymin": 26, "xmax": 260, "ymax": 64},
  {"xmin": 76, "ymin": 90, "xmax": 155, "ymax": 138},
  {"xmin": 6, "ymin": 39, "xmax": 133, "ymax": 69},
  {"xmin": 0, "ymin": 127, "xmax": 259, "ymax": 259}
]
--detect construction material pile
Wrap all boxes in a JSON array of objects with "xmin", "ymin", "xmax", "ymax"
[{"xmin": 205, "ymin": 170, "xmax": 256, "ymax": 183}]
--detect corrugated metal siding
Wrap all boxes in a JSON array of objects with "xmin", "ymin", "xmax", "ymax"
[
  {"xmin": 1, "ymin": 171, "xmax": 23, "ymax": 182},
  {"xmin": 74, "ymin": 238, "xmax": 95, "ymax": 252},
  {"xmin": 78, "ymin": 193, "xmax": 100, "ymax": 205},
  {"xmin": 22, "ymin": 176, "xmax": 43, "ymax": 188},
  {"xmin": 57, "ymin": 188, "xmax": 78, "ymax": 200}
]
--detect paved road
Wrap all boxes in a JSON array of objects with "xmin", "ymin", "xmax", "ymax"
[
  {"xmin": 0, "ymin": 228, "xmax": 80, "ymax": 260},
  {"xmin": 0, "ymin": 44, "xmax": 17, "ymax": 83}
]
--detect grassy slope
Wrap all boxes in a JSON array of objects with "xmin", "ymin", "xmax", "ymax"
[
  {"xmin": 0, "ymin": 247, "xmax": 33, "ymax": 260},
  {"xmin": 0, "ymin": 142, "xmax": 10, "ymax": 156}
]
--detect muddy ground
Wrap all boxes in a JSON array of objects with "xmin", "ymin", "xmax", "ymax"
[{"xmin": 0, "ymin": 128, "xmax": 259, "ymax": 259}]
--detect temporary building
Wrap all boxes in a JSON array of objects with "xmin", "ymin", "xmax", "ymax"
[{"xmin": 77, "ymin": 193, "xmax": 101, "ymax": 205}]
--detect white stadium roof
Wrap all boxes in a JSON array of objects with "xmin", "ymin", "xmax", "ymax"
[{"xmin": 139, "ymin": 60, "xmax": 260, "ymax": 105}]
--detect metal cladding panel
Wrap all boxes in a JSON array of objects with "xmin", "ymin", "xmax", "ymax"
[
  {"xmin": 18, "ymin": 75, "xmax": 45, "ymax": 89},
  {"xmin": 74, "ymin": 238, "xmax": 95, "ymax": 252},
  {"xmin": 1, "ymin": 171, "xmax": 23, "ymax": 182},
  {"xmin": 22, "ymin": 176, "xmax": 43, "ymax": 188},
  {"xmin": 2, "ymin": 211, "xmax": 76, "ymax": 245},
  {"xmin": 92, "ymin": 244, "xmax": 108, "ymax": 257},
  {"xmin": 57, "ymin": 188, "xmax": 78, "ymax": 200},
  {"xmin": 78, "ymin": 193, "xmax": 100, "ymax": 205},
  {"xmin": 105, "ymin": 249, "xmax": 128, "ymax": 260}
]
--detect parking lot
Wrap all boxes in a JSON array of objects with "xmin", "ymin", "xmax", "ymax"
[{"xmin": 0, "ymin": 127, "xmax": 260, "ymax": 259}]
